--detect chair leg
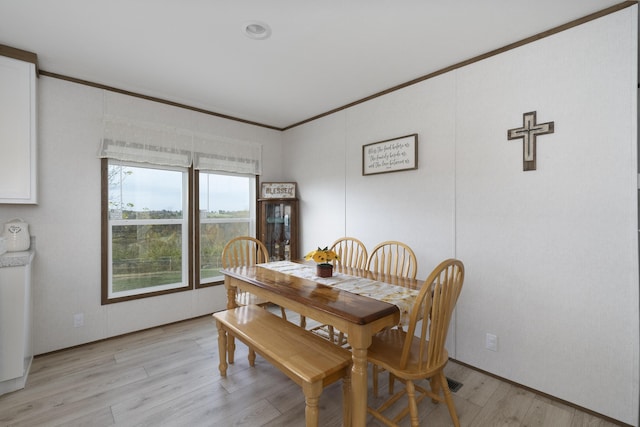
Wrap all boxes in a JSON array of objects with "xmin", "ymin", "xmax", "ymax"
[
  {"xmin": 328, "ymin": 325, "xmax": 335, "ymax": 342},
  {"xmin": 248, "ymin": 348, "xmax": 256, "ymax": 367},
  {"xmin": 342, "ymin": 373, "xmax": 352, "ymax": 427},
  {"xmin": 280, "ymin": 306, "xmax": 288, "ymax": 321},
  {"xmin": 439, "ymin": 371, "xmax": 460, "ymax": 427},
  {"xmin": 372, "ymin": 365, "xmax": 379, "ymax": 397},
  {"xmin": 406, "ymin": 380, "xmax": 420, "ymax": 427},
  {"xmin": 430, "ymin": 375, "xmax": 441, "ymax": 403}
]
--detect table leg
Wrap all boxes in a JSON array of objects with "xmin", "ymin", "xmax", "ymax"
[
  {"xmin": 348, "ymin": 328, "xmax": 372, "ymax": 427},
  {"xmin": 225, "ymin": 282, "xmax": 238, "ymax": 364}
]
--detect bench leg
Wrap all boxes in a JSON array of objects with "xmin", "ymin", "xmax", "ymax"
[
  {"xmin": 342, "ymin": 373, "xmax": 352, "ymax": 427},
  {"xmin": 227, "ymin": 335, "xmax": 236, "ymax": 364},
  {"xmin": 302, "ymin": 381, "xmax": 322, "ymax": 427},
  {"xmin": 248, "ymin": 348, "xmax": 256, "ymax": 367},
  {"xmin": 215, "ymin": 320, "xmax": 228, "ymax": 377}
]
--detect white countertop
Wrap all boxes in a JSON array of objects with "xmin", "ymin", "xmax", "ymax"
[{"xmin": 0, "ymin": 249, "xmax": 34, "ymax": 268}]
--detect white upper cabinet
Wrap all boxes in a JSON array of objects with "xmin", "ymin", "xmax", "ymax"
[{"xmin": 0, "ymin": 49, "xmax": 37, "ymax": 204}]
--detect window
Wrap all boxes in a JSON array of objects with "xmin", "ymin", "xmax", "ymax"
[
  {"xmin": 102, "ymin": 160, "xmax": 189, "ymax": 303},
  {"xmin": 99, "ymin": 118, "xmax": 263, "ymax": 303},
  {"xmin": 198, "ymin": 172, "xmax": 256, "ymax": 285},
  {"xmin": 102, "ymin": 159, "xmax": 257, "ymax": 303}
]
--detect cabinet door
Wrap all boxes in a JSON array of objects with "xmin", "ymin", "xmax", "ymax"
[
  {"xmin": 0, "ymin": 265, "xmax": 27, "ymax": 381},
  {"xmin": 0, "ymin": 55, "xmax": 37, "ymax": 204},
  {"xmin": 259, "ymin": 199, "xmax": 298, "ymax": 261}
]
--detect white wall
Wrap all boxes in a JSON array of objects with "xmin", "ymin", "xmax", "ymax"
[
  {"xmin": 0, "ymin": 77, "xmax": 284, "ymax": 354},
  {"xmin": 455, "ymin": 10, "xmax": 638, "ymax": 422},
  {"xmin": 283, "ymin": 7, "xmax": 639, "ymax": 426}
]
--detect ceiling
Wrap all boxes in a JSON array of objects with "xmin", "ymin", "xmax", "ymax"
[{"xmin": 0, "ymin": 0, "xmax": 633, "ymax": 130}]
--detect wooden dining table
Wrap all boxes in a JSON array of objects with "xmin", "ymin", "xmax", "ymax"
[{"xmin": 220, "ymin": 261, "xmax": 421, "ymax": 427}]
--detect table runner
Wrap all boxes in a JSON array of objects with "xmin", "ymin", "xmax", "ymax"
[{"xmin": 260, "ymin": 261, "xmax": 419, "ymax": 326}]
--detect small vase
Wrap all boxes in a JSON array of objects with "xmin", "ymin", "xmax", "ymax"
[{"xmin": 316, "ymin": 263, "xmax": 333, "ymax": 278}]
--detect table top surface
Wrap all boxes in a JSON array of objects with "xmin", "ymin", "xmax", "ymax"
[{"xmin": 221, "ymin": 262, "xmax": 420, "ymax": 325}]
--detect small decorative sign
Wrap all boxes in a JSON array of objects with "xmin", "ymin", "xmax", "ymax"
[
  {"xmin": 362, "ymin": 134, "xmax": 418, "ymax": 176},
  {"xmin": 260, "ymin": 182, "xmax": 297, "ymax": 199}
]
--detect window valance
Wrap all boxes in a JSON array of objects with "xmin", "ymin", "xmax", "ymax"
[
  {"xmin": 98, "ymin": 117, "xmax": 262, "ymax": 174},
  {"xmin": 192, "ymin": 134, "xmax": 262, "ymax": 175}
]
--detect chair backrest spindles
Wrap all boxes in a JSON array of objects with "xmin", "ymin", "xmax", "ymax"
[
  {"xmin": 330, "ymin": 237, "xmax": 368, "ymax": 269},
  {"xmin": 401, "ymin": 259, "xmax": 464, "ymax": 371},
  {"xmin": 367, "ymin": 241, "xmax": 418, "ymax": 279},
  {"xmin": 222, "ymin": 236, "xmax": 268, "ymax": 269}
]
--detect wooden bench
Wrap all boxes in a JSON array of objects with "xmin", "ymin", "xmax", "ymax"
[{"xmin": 213, "ymin": 305, "xmax": 352, "ymax": 427}]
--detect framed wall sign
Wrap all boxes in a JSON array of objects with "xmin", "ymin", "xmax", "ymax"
[
  {"xmin": 260, "ymin": 182, "xmax": 297, "ymax": 199},
  {"xmin": 362, "ymin": 134, "xmax": 418, "ymax": 176}
]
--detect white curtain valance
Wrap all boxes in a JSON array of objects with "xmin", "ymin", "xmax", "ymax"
[
  {"xmin": 98, "ymin": 117, "xmax": 262, "ymax": 174},
  {"xmin": 192, "ymin": 135, "xmax": 262, "ymax": 175}
]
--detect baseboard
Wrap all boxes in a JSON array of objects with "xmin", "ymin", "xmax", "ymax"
[{"xmin": 449, "ymin": 358, "xmax": 632, "ymax": 427}]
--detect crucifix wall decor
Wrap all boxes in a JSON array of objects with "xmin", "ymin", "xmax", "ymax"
[{"xmin": 507, "ymin": 111, "xmax": 554, "ymax": 171}]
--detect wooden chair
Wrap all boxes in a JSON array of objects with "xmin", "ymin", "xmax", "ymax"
[
  {"xmin": 308, "ymin": 237, "xmax": 368, "ymax": 344},
  {"xmin": 366, "ymin": 240, "xmax": 418, "ymax": 280},
  {"xmin": 221, "ymin": 236, "xmax": 286, "ymax": 363},
  {"xmin": 367, "ymin": 240, "xmax": 418, "ymax": 391},
  {"xmin": 331, "ymin": 236, "xmax": 368, "ymax": 269},
  {"xmin": 367, "ymin": 258, "xmax": 464, "ymax": 427}
]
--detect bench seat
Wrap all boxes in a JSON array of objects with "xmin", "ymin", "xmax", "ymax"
[{"xmin": 213, "ymin": 305, "xmax": 352, "ymax": 427}]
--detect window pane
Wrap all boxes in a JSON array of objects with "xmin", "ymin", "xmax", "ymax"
[
  {"xmin": 107, "ymin": 161, "xmax": 188, "ymax": 299},
  {"xmin": 200, "ymin": 222, "xmax": 250, "ymax": 282},
  {"xmin": 109, "ymin": 164, "xmax": 184, "ymax": 219},
  {"xmin": 199, "ymin": 174, "xmax": 250, "ymax": 216},
  {"xmin": 111, "ymin": 224, "xmax": 184, "ymax": 293},
  {"xmin": 199, "ymin": 172, "xmax": 254, "ymax": 284}
]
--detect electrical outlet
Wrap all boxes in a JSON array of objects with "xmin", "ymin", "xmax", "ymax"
[
  {"xmin": 485, "ymin": 333, "xmax": 498, "ymax": 352},
  {"xmin": 73, "ymin": 313, "xmax": 84, "ymax": 327}
]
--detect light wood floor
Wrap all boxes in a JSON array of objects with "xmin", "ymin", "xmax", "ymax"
[{"xmin": 0, "ymin": 310, "xmax": 623, "ymax": 427}]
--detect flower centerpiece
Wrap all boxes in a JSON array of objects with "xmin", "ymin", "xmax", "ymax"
[{"xmin": 304, "ymin": 246, "xmax": 339, "ymax": 278}]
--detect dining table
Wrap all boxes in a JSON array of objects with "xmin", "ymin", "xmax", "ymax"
[{"xmin": 220, "ymin": 260, "xmax": 421, "ymax": 427}]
